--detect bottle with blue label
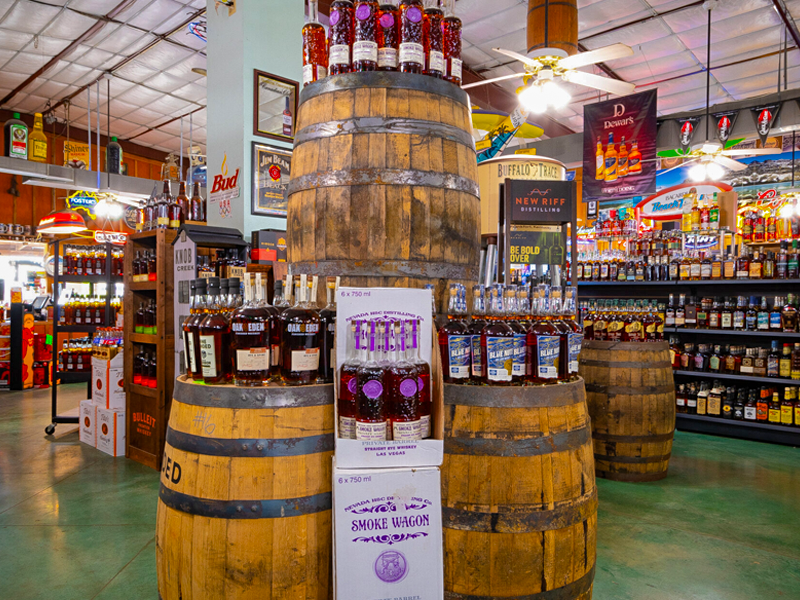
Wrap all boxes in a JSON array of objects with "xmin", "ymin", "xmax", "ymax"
[
  {"xmin": 467, "ymin": 285, "xmax": 486, "ymax": 384},
  {"xmin": 505, "ymin": 286, "xmax": 528, "ymax": 384},
  {"xmin": 481, "ymin": 285, "xmax": 514, "ymax": 385},
  {"xmin": 527, "ymin": 285, "xmax": 561, "ymax": 385},
  {"xmin": 549, "ymin": 287, "xmax": 572, "ymax": 381},
  {"xmin": 439, "ymin": 283, "xmax": 470, "ymax": 383}
]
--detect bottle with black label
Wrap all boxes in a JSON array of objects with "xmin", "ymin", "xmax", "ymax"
[
  {"xmin": 281, "ymin": 275, "xmax": 321, "ymax": 385},
  {"xmin": 318, "ymin": 277, "xmax": 338, "ymax": 384},
  {"xmin": 744, "ymin": 389, "xmax": 757, "ymax": 421},
  {"xmin": 732, "ymin": 387, "xmax": 745, "ymax": 420}
]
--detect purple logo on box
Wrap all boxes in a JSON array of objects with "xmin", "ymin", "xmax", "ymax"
[{"xmin": 374, "ymin": 550, "xmax": 408, "ymax": 583}]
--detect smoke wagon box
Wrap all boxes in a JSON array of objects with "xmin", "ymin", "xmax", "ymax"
[
  {"xmin": 333, "ymin": 463, "xmax": 443, "ymax": 600},
  {"xmin": 79, "ymin": 400, "xmax": 96, "ymax": 447},
  {"xmin": 335, "ymin": 287, "xmax": 443, "ymax": 469}
]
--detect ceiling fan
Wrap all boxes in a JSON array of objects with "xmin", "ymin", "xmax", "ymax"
[
  {"xmin": 657, "ymin": 3, "xmax": 781, "ymax": 179},
  {"xmin": 462, "ymin": 43, "xmax": 637, "ymax": 112}
]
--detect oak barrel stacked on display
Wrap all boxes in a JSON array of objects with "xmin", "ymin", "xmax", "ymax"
[
  {"xmin": 441, "ymin": 379, "xmax": 597, "ymax": 599},
  {"xmin": 580, "ymin": 341, "xmax": 676, "ymax": 482},
  {"xmin": 527, "ymin": 0, "xmax": 579, "ymax": 56},
  {"xmin": 155, "ymin": 376, "xmax": 334, "ymax": 600},
  {"xmin": 287, "ymin": 72, "xmax": 481, "ymax": 313}
]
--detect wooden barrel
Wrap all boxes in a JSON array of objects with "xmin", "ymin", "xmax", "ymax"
[
  {"xmin": 579, "ymin": 341, "xmax": 676, "ymax": 482},
  {"xmin": 441, "ymin": 379, "xmax": 596, "ymax": 599},
  {"xmin": 155, "ymin": 376, "xmax": 334, "ymax": 600},
  {"xmin": 288, "ymin": 71, "xmax": 480, "ymax": 313},
  {"xmin": 527, "ymin": 0, "xmax": 579, "ymax": 56}
]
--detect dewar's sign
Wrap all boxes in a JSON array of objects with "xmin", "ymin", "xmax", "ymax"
[{"xmin": 636, "ymin": 181, "xmax": 732, "ymax": 220}]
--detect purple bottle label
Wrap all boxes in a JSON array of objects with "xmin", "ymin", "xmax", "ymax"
[
  {"xmin": 406, "ymin": 6, "xmax": 422, "ymax": 22},
  {"xmin": 329, "ymin": 9, "xmax": 341, "ymax": 26},
  {"xmin": 347, "ymin": 377, "xmax": 357, "ymax": 395},
  {"xmin": 399, "ymin": 378, "xmax": 417, "ymax": 398},
  {"xmin": 379, "ymin": 12, "xmax": 394, "ymax": 27},
  {"xmin": 374, "ymin": 550, "xmax": 408, "ymax": 583},
  {"xmin": 362, "ymin": 379, "xmax": 383, "ymax": 399},
  {"xmin": 355, "ymin": 3, "xmax": 372, "ymax": 20}
]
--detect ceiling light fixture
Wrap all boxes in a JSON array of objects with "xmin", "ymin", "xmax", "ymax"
[
  {"xmin": 518, "ymin": 75, "xmax": 572, "ymax": 114},
  {"xmin": 689, "ymin": 160, "xmax": 725, "ymax": 182},
  {"xmin": 37, "ymin": 209, "xmax": 88, "ymax": 235}
]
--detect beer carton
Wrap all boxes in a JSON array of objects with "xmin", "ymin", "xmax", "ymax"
[
  {"xmin": 79, "ymin": 400, "xmax": 96, "ymax": 447},
  {"xmin": 96, "ymin": 408, "xmax": 125, "ymax": 457}
]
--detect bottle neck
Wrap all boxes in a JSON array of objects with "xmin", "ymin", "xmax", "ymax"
[{"xmin": 308, "ymin": 0, "xmax": 320, "ymax": 23}]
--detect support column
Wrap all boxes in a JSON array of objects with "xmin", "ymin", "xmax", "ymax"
[{"xmin": 206, "ymin": 0, "xmax": 303, "ymax": 235}]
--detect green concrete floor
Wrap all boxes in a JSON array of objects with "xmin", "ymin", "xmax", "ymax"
[{"xmin": 1, "ymin": 384, "xmax": 799, "ymax": 599}]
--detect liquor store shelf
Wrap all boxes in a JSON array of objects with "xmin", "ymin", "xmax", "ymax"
[
  {"xmin": 578, "ymin": 279, "xmax": 800, "ymax": 287},
  {"xmin": 129, "ymin": 333, "xmax": 158, "ymax": 344},
  {"xmin": 664, "ymin": 327, "xmax": 800, "ymax": 338},
  {"xmin": 128, "ymin": 383, "xmax": 158, "ymax": 399},
  {"xmin": 59, "ymin": 274, "xmax": 124, "ymax": 284},
  {"xmin": 130, "ymin": 281, "xmax": 157, "ymax": 291},
  {"xmin": 676, "ymin": 412, "xmax": 800, "ymax": 446},
  {"xmin": 673, "ymin": 369, "xmax": 800, "ymax": 385}
]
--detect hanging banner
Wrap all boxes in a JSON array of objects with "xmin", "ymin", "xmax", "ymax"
[
  {"xmin": 582, "ymin": 89, "xmax": 657, "ymax": 202},
  {"xmin": 750, "ymin": 103, "xmax": 781, "ymax": 146},
  {"xmin": 676, "ymin": 116, "xmax": 702, "ymax": 151},
  {"xmin": 711, "ymin": 110, "xmax": 739, "ymax": 145}
]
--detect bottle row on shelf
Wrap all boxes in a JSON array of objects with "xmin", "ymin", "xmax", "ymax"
[
  {"xmin": 132, "ymin": 351, "xmax": 157, "ymax": 388},
  {"xmin": 664, "ymin": 293, "xmax": 799, "ymax": 332},
  {"xmin": 302, "ymin": 0, "xmax": 462, "ymax": 87},
  {"xmin": 579, "ymin": 299, "xmax": 664, "ymax": 342},
  {"xmin": 92, "ymin": 328, "xmax": 123, "ymax": 361},
  {"xmin": 134, "ymin": 180, "xmax": 206, "ymax": 232},
  {"xmin": 577, "ymin": 241, "xmax": 800, "ymax": 283},
  {"xmin": 61, "ymin": 245, "xmax": 124, "ymax": 277},
  {"xmin": 132, "ymin": 251, "xmax": 157, "ymax": 282},
  {"xmin": 677, "ymin": 381, "xmax": 800, "ymax": 427},
  {"xmin": 671, "ymin": 339, "xmax": 800, "ymax": 380},
  {"xmin": 57, "ymin": 294, "xmax": 122, "ymax": 327},
  {"xmin": 57, "ymin": 329, "xmax": 124, "ymax": 373},
  {"xmin": 133, "ymin": 301, "xmax": 158, "ymax": 335},
  {"xmin": 439, "ymin": 284, "xmax": 583, "ymax": 386}
]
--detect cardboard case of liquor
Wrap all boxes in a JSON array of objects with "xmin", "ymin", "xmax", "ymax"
[
  {"xmin": 334, "ymin": 287, "xmax": 443, "ymax": 469},
  {"xmin": 333, "ymin": 461, "xmax": 444, "ymax": 600},
  {"xmin": 79, "ymin": 400, "xmax": 96, "ymax": 447},
  {"xmin": 92, "ymin": 352, "xmax": 125, "ymax": 411},
  {"xmin": 96, "ymin": 408, "xmax": 125, "ymax": 457}
]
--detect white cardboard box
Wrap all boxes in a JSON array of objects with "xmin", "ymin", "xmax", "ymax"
[
  {"xmin": 96, "ymin": 408, "xmax": 125, "ymax": 456},
  {"xmin": 79, "ymin": 400, "xmax": 96, "ymax": 447},
  {"xmin": 335, "ymin": 287, "xmax": 443, "ymax": 469},
  {"xmin": 334, "ymin": 462, "xmax": 443, "ymax": 600},
  {"xmin": 92, "ymin": 353, "xmax": 125, "ymax": 410}
]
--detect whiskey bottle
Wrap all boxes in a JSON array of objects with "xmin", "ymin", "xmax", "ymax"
[
  {"xmin": 676, "ymin": 383, "xmax": 687, "ymax": 413},
  {"xmin": 781, "ymin": 387, "xmax": 795, "ymax": 426},
  {"xmin": 527, "ymin": 285, "xmax": 560, "ymax": 384},
  {"xmin": 251, "ymin": 273, "xmax": 281, "ymax": 381},
  {"xmin": 174, "ymin": 181, "xmax": 189, "ymax": 227},
  {"xmin": 156, "ymin": 180, "xmax": 171, "ymax": 229},
  {"xmin": 757, "ymin": 296, "xmax": 770, "ymax": 330},
  {"xmin": 198, "ymin": 277, "xmax": 233, "ymax": 384},
  {"xmin": 439, "ymin": 284, "xmax": 470, "ymax": 383},
  {"xmin": 376, "ymin": 3, "xmax": 399, "ymax": 70},
  {"xmin": 399, "ymin": 0, "xmax": 425, "ymax": 73},
  {"xmin": 387, "ymin": 320, "xmax": 422, "ymax": 440},
  {"xmin": 190, "ymin": 181, "xmax": 206, "ymax": 222},
  {"xmin": 328, "ymin": 1, "xmax": 355, "ymax": 75},
  {"xmin": 744, "ymin": 389, "xmax": 757, "ymax": 420},
  {"xmin": 467, "ymin": 285, "xmax": 486, "ymax": 383},
  {"xmin": 281, "ymin": 275, "xmax": 321, "ymax": 385},
  {"xmin": 409, "ymin": 319, "xmax": 432, "ymax": 437},
  {"xmin": 356, "ymin": 320, "xmax": 389, "ymax": 440},
  {"xmin": 441, "ymin": 0, "xmax": 462, "ymax": 85},
  {"xmin": 482, "ymin": 285, "xmax": 514, "ymax": 385},
  {"xmin": 768, "ymin": 391, "xmax": 782, "ymax": 423},
  {"xmin": 231, "ymin": 274, "xmax": 271, "ymax": 387},
  {"xmin": 303, "ymin": 0, "xmax": 328, "ymax": 85},
  {"xmin": 339, "ymin": 320, "xmax": 363, "ymax": 439},
  {"xmin": 353, "ymin": 0, "xmax": 379, "ymax": 71},
  {"xmin": 767, "ymin": 340, "xmax": 781, "ymax": 378},
  {"xmin": 423, "ymin": 0, "xmax": 444, "ymax": 78},
  {"xmin": 144, "ymin": 183, "xmax": 157, "ymax": 230},
  {"xmin": 507, "ymin": 287, "xmax": 529, "ymax": 384},
  {"xmin": 318, "ymin": 276, "xmax": 338, "ymax": 383},
  {"xmin": 781, "ymin": 293, "xmax": 798, "ymax": 332},
  {"xmin": 563, "ymin": 286, "xmax": 583, "ymax": 379},
  {"xmin": 183, "ymin": 278, "xmax": 206, "ymax": 380}
]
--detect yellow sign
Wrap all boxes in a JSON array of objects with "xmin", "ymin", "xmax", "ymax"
[
  {"xmin": 64, "ymin": 140, "xmax": 90, "ymax": 169},
  {"xmin": 514, "ymin": 148, "xmax": 537, "ymax": 156}
]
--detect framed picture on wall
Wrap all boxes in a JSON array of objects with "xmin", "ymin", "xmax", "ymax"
[
  {"xmin": 253, "ymin": 69, "xmax": 298, "ymax": 143},
  {"xmin": 252, "ymin": 142, "xmax": 291, "ymax": 217}
]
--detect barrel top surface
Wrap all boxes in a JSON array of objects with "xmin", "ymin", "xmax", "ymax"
[
  {"xmin": 443, "ymin": 377, "xmax": 585, "ymax": 408},
  {"xmin": 582, "ymin": 340, "xmax": 669, "ymax": 352},
  {"xmin": 298, "ymin": 71, "xmax": 470, "ymax": 108},
  {"xmin": 173, "ymin": 375, "xmax": 334, "ymax": 409},
  {"xmin": 477, "ymin": 154, "xmax": 567, "ymax": 170}
]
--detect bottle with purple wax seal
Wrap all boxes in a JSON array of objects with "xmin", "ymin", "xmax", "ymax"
[
  {"xmin": 339, "ymin": 320, "xmax": 363, "ymax": 439},
  {"xmin": 398, "ymin": 0, "xmax": 424, "ymax": 73},
  {"xmin": 328, "ymin": 0, "xmax": 355, "ymax": 75},
  {"xmin": 353, "ymin": 0, "xmax": 379, "ymax": 71},
  {"xmin": 387, "ymin": 320, "xmax": 422, "ymax": 441},
  {"xmin": 377, "ymin": 4, "xmax": 399, "ymax": 71},
  {"xmin": 356, "ymin": 320, "xmax": 389, "ymax": 440}
]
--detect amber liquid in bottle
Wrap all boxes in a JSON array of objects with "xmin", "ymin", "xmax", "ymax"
[
  {"xmin": 281, "ymin": 277, "xmax": 321, "ymax": 385},
  {"xmin": 302, "ymin": 0, "xmax": 328, "ymax": 86},
  {"xmin": 183, "ymin": 279, "xmax": 205, "ymax": 380},
  {"xmin": 189, "ymin": 182, "xmax": 205, "ymax": 222},
  {"xmin": 442, "ymin": 0, "xmax": 462, "ymax": 85},
  {"xmin": 409, "ymin": 319, "xmax": 432, "ymax": 437},
  {"xmin": 438, "ymin": 285, "xmax": 469, "ymax": 384},
  {"xmin": 156, "ymin": 180, "xmax": 171, "ymax": 229},
  {"xmin": 527, "ymin": 289, "xmax": 561, "ymax": 385},
  {"xmin": 318, "ymin": 278, "xmax": 337, "ymax": 383},
  {"xmin": 353, "ymin": 1, "xmax": 379, "ymax": 71},
  {"xmin": 399, "ymin": 0, "xmax": 424, "ymax": 73},
  {"xmin": 231, "ymin": 275, "xmax": 271, "ymax": 386},
  {"xmin": 387, "ymin": 321, "xmax": 422, "ymax": 441},
  {"xmin": 481, "ymin": 286, "xmax": 515, "ymax": 386},
  {"xmin": 328, "ymin": 0, "xmax": 355, "ymax": 75},
  {"xmin": 174, "ymin": 182, "xmax": 189, "ymax": 227},
  {"xmin": 198, "ymin": 278, "xmax": 232, "ymax": 384},
  {"xmin": 339, "ymin": 321, "xmax": 362, "ymax": 439},
  {"xmin": 356, "ymin": 321, "xmax": 388, "ymax": 440},
  {"xmin": 423, "ymin": 3, "xmax": 444, "ymax": 78},
  {"xmin": 377, "ymin": 4, "xmax": 399, "ymax": 70}
]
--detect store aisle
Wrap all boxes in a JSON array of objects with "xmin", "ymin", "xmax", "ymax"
[{"xmin": 1, "ymin": 385, "xmax": 799, "ymax": 599}]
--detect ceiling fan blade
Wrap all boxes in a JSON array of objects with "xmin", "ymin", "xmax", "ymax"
[
  {"xmin": 714, "ymin": 155, "xmax": 748, "ymax": 172},
  {"xmin": 558, "ymin": 43, "xmax": 634, "ymax": 70},
  {"xmin": 561, "ymin": 70, "xmax": 635, "ymax": 96},
  {"xmin": 721, "ymin": 147, "xmax": 783, "ymax": 156},
  {"xmin": 491, "ymin": 47, "xmax": 542, "ymax": 68},
  {"xmin": 659, "ymin": 159, "xmax": 697, "ymax": 174},
  {"xmin": 461, "ymin": 73, "xmax": 527, "ymax": 90}
]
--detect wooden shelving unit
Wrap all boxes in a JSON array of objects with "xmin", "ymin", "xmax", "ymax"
[{"xmin": 123, "ymin": 229, "xmax": 176, "ymax": 470}]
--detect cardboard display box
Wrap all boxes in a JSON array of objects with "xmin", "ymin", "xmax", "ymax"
[
  {"xmin": 333, "ymin": 462, "xmax": 443, "ymax": 600},
  {"xmin": 92, "ymin": 352, "xmax": 125, "ymax": 410},
  {"xmin": 79, "ymin": 400, "xmax": 96, "ymax": 447},
  {"xmin": 97, "ymin": 408, "xmax": 125, "ymax": 457}
]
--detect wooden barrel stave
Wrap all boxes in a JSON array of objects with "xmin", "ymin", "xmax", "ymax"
[
  {"xmin": 156, "ymin": 377, "xmax": 334, "ymax": 600},
  {"xmin": 442, "ymin": 380, "xmax": 596, "ymax": 599},
  {"xmin": 288, "ymin": 72, "xmax": 480, "ymax": 311},
  {"xmin": 527, "ymin": 0, "xmax": 579, "ymax": 56},
  {"xmin": 580, "ymin": 341, "xmax": 676, "ymax": 482}
]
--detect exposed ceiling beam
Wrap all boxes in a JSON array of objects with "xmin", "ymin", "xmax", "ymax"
[
  {"xmin": 0, "ymin": 0, "xmax": 138, "ymax": 107},
  {"xmin": 771, "ymin": 0, "xmax": 800, "ymax": 51}
]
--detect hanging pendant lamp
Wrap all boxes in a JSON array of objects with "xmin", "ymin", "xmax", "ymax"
[{"xmin": 37, "ymin": 209, "xmax": 88, "ymax": 235}]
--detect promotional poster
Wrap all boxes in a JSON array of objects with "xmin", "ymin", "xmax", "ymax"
[{"xmin": 582, "ymin": 89, "xmax": 657, "ymax": 201}]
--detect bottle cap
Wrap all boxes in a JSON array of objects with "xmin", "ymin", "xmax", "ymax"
[
  {"xmin": 111, "ymin": 136, "xmax": 117, "ymax": 142},
  {"xmin": 207, "ymin": 277, "xmax": 220, "ymax": 288},
  {"xmin": 12, "ymin": 112, "xmax": 20, "ymax": 119},
  {"xmin": 227, "ymin": 277, "xmax": 240, "ymax": 289}
]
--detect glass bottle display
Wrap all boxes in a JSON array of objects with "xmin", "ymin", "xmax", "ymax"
[
  {"xmin": 156, "ymin": 180, "xmax": 171, "ymax": 229},
  {"xmin": 442, "ymin": 1, "xmax": 461, "ymax": 84},
  {"xmin": 183, "ymin": 278, "xmax": 206, "ymax": 380},
  {"xmin": 303, "ymin": 0, "xmax": 328, "ymax": 85},
  {"xmin": 423, "ymin": 0, "xmax": 444, "ymax": 77},
  {"xmin": 409, "ymin": 318, "xmax": 432, "ymax": 437},
  {"xmin": 190, "ymin": 181, "xmax": 206, "ymax": 222},
  {"xmin": 398, "ymin": 0, "xmax": 425, "ymax": 73},
  {"xmin": 198, "ymin": 277, "xmax": 232, "ymax": 384},
  {"xmin": 318, "ymin": 277, "xmax": 338, "ymax": 383},
  {"xmin": 356, "ymin": 320, "xmax": 389, "ymax": 440},
  {"xmin": 328, "ymin": 0, "xmax": 355, "ymax": 75},
  {"xmin": 339, "ymin": 320, "xmax": 363, "ymax": 439},
  {"xmin": 280, "ymin": 275, "xmax": 321, "ymax": 385},
  {"xmin": 527, "ymin": 286, "xmax": 560, "ymax": 385},
  {"xmin": 377, "ymin": 3, "xmax": 399, "ymax": 70},
  {"xmin": 231, "ymin": 274, "xmax": 271, "ymax": 386},
  {"xmin": 353, "ymin": 0, "xmax": 379, "ymax": 71},
  {"xmin": 480, "ymin": 285, "xmax": 514, "ymax": 385},
  {"xmin": 467, "ymin": 284, "xmax": 486, "ymax": 384},
  {"xmin": 387, "ymin": 320, "xmax": 422, "ymax": 440},
  {"xmin": 439, "ymin": 284, "xmax": 469, "ymax": 383}
]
